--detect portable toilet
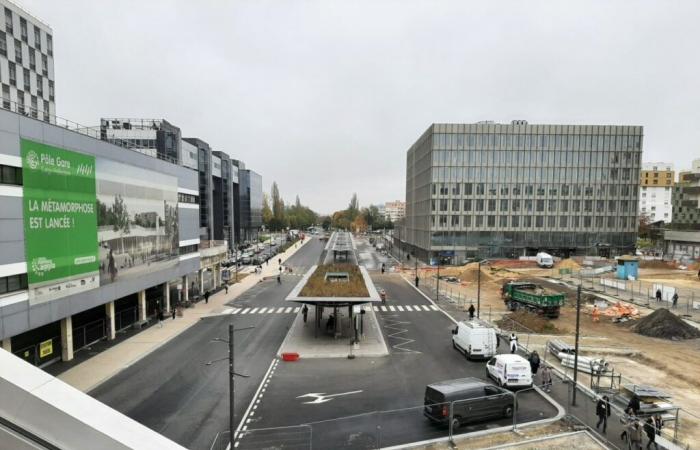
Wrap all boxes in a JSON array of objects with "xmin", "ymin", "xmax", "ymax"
[{"xmin": 616, "ymin": 255, "xmax": 639, "ymax": 280}]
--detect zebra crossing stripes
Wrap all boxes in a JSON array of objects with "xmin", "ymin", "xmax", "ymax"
[
  {"xmin": 228, "ymin": 306, "xmax": 301, "ymax": 315},
  {"xmin": 371, "ymin": 305, "xmax": 441, "ymax": 313}
]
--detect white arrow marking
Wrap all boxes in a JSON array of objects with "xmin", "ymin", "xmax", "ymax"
[{"xmin": 296, "ymin": 390, "xmax": 363, "ymax": 404}]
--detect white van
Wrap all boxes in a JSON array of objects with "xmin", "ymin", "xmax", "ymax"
[
  {"xmin": 536, "ymin": 252, "xmax": 554, "ymax": 268},
  {"xmin": 486, "ymin": 354, "xmax": 533, "ymax": 389},
  {"xmin": 451, "ymin": 321, "xmax": 498, "ymax": 360}
]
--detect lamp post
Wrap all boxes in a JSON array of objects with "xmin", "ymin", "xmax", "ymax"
[
  {"xmin": 477, "ymin": 260, "xmax": 482, "ymax": 318},
  {"xmin": 572, "ymin": 285, "xmax": 582, "ymax": 406},
  {"xmin": 436, "ymin": 258, "xmax": 440, "ymax": 303},
  {"xmin": 206, "ymin": 324, "xmax": 254, "ymax": 446},
  {"xmin": 414, "ymin": 259, "xmax": 419, "ymax": 287}
]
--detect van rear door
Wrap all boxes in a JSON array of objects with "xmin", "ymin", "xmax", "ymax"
[
  {"xmin": 424, "ymin": 386, "xmax": 447, "ymax": 421},
  {"xmin": 505, "ymin": 363, "xmax": 530, "ymax": 384}
]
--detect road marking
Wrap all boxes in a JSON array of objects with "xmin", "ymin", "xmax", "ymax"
[
  {"xmin": 232, "ymin": 308, "xmax": 241, "ymax": 314},
  {"xmin": 430, "ymin": 305, "xmax": 439, "ymax": 311},
  {"xmin": 294, "ymin": 307, "xmax": 300, "ymax": 313},
  {"xmin": 284, "ymin": 307, "xmax": 292, "ymax": 313},
  {"xmin": 232, "ymin": 359, "xmax": 276, "ymax": 450},
  {"xmin": 404, "ymin": 305, "xmax": 413, "ymax": 311},
  {"xmin": 380, "ymin": 306, "xmax": 387, "ymax": 312},
  {"xmin": 397, "ymin": 305, "xmax": 405, "ymax": 311},
  {"xmin": 389, "ymin": 306, "xmax": 396, "ymax": 311},
  {"xmin": 240, "ymin": 308, "xmax": 251, "ymax": 314},
  {"xmin": 258, "ymin": 307, "xmax": 268, "ymax": 314},
  {"xmin": 382, "ymin": 315, "xmax": 421, "ymax": 354},
  {"xmin": 296, "ymin": 390, "xmax": 363, "ymax": 404},
  {"xmin": 277, "ymin": 307, "xmax": 285, "ymax": 313},
  {"xmin": 220, "ymin": 307, "xmax": 233, "ymax": 314},
  {"xmin": 250, "ymin": 308, "xmax": 259, "ymax": 314},
  {"xmin": 421, "ymin": 305, "xmax": 430, "ymax": 311},
  {"xmin": 373, "ymin": 306, "xmax": 379, "ymax": 312}
]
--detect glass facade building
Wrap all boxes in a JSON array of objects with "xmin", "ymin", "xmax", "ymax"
[{"xmin": 405, "ymin": 121, "xmax": 643, "ymax": 262}]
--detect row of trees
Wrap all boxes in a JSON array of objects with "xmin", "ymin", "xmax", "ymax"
[
  {"xmin": 326, "ymin": 193, "xmax": 394, "ymax": 232},
  {"xmin": 262, "ymin": 182, "xmax": 319, "ymax": 231}
]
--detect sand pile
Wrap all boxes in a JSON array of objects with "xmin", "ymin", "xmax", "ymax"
[
  {"xmin": 633, "ymin": 308, "xmax": 700, "ymax": 340},
  {"xmin": 439, "ymin": 263, "xmax": 494, "ymax": 283},
  {"xmin": 490, "ymin": 259, "xmax": 538, "ymax": 269},
  {"xmin": 557, "ymin": 259, "xmax": 581, "ymax": 270},
  {"xmin": 496, "ymin": 311, "xmax": 563, "ymax": 334}
]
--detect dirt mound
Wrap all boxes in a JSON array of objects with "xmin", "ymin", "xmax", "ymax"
[
  {"xmin": 688, "ymin": 262, "xmax": 700, "ymax": 271},
  {"xmin": 489, "ymin": 259, "xmax": 538, "ymax": 269},
  {"xmin": 495, "ymin": 311, "xmax": 563, "ymax": 334},
  {"xmin": 632, "ymin": 308, "xmax": 700, "ymax": 340},
  {"xmin": 557, "ymin": 259, "xmax": 581, "ymax": 270},
  {"xmin": 639, "ymin": 260, "xmax": 678, "ymax": 270},
  {"xmin": 439, "ymin": 263, "xmax": 494, "ymax": 283}
]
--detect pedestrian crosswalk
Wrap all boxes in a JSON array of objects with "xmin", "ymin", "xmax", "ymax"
[
  {"xmin": 374, "ymin": 304, "xmax": 439, "ymax": 313},
  {"xmin": 219, "ymin": 306, "xmax": 301, "ymax": 315}
]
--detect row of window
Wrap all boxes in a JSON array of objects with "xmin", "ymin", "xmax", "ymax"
[
  {"xmin": 431, "ymin": 149, "xmax": 638, "ymax": 168},
  {"xmin": 432, "ymin": 183, "xmax": 637, "ymax": 198},
  {"xmin": 431, "ymin": 198, "xmax": 634, "ymax": 214},
  {"xmin": 178, "ymin": 193, "xmax": 198, "ymax": 204},
  {"xmin": 432, "ymin": 133, "xmax": 642, "ymax": 152},
  {"xmin": 431, "ymin": 166, "xmax": 638, "ymax": 185},
  {"xmin": 2, "ymin": 61, "xmax": 53, "ymax": 98},
  {"xmin": 431, "ymin": 214, "xmax": 634, "ymax": 229},
  {"xmin": 179, "ymin": 244, "xmax": 198, "ymax": 255},
  {"xmin": 0, "ymin": 273, "xmax": 27, "ymax": 295},
  {"xmin": 0, "ymin": 164, "xmax": 21, "ymax": 185},
  {"xmin": 3, "ymin": 8, "xmax": 52, "ymax": 54}
]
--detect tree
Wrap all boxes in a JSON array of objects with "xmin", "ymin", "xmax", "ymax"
[
  {"xmin": 638, "ymin": 214, "xmax": 652, "ymax": 240},
  {"xmin": 111, "ymin": 194, "xmax": 130, "ymax": 253},
  {"xmin": 262, "ymin": 193, "xmax": 273, "ymax": 229},
  {"xmin": 270, "ymin": 182, "xmax": 287, "ymax": 231},
  {"xmin": 352, "ymin": 214, "xmax": 368, "ymax": 233},
  {"xmin": 347, "ymin": 193, "xmax": 359, "ymax": 221}
]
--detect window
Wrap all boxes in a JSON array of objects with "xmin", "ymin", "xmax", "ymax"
[
  {"xmin": 452, "ymin": 183, "xmax": 460, "ymax": 195},
  {"xmin": 474, "ymin": 216, "xmax": 483, "ymax": 228},
  {"xmin": 36, "ymin": 74, "xmax": 42, "ymax": 96},
  {"xmin": 47, "ymin": 34, "xmax": 52, "ymax": 55},
  {"xmin": 487, "ymin": 215, "xmax": 496, "ymax": 227},
  {"xmin": 525, "ymin": 185, "xmax": 533, "ymax": 195},
  {"xmin": 19, "ymin": 17, "xmax": 26, "ymax": 41},
  {"xmin": 536, "ymin": 200, "xmax": 544, "ymax": 212},
  {"xmin": 33, "ymin": 25, "xmax": 40, "ymax": 49},
  {"xmin": 463, "ymin": 215, "xmax": 471, "ymax": 227},
  {"xmin": 463, "ymin": 199, "xmax": 472, "ymax": 211},
  {"xmin": 476, "ymin": 199, "xmax": 484, "ymax": 211},
  {"xmin": 30, "ymin": 96, "xmax": 36, "ymax": 118},
  {"xmin": 560, "ymin": 200, "xmax": 568, "ymax": 212},
  {"xmin": 4, "ymin": 8, "xmax": 12, "ymax": 34},
  {"xmin": 560, "ymin": 216, "xmax": 568, "ymax": 227},
  {"xmin": 523, "ymin": 216, "xmax": 532, "ymax": 228},
  {"xmin": 487, "ymin": 199, "xmax": 496, "ymax": 211},
  {"xmin": 464, "ymin": 183, "xmax": 473, "ymax": 195},
  {"xmin": 439, "ymin": 215, "xmax": 448, "ymax": 227},
  {"xmin": 547, "ymin": 216, "xmax": 556, "ymax": 227},
  {"xmin": 548, "ymin": 199, "xmax": 557, "ymax": 211},
  {"xmin": 596, "ymin": 216, "xmax": 604, "ymax": 228},
  {"xmin": 451, "ymin": 215, "xmax": 460, "ymax": 226},
  {"xmin": 608, "ymin": 200, "xmax": 616, "ymax": 212},
  {"xmin": 439, "ymin": 199, "xmax": 448, "ymax": 211},
  {"xmin": 512, "ymin": 184, "xmax": 521, "ymax": 195},
  {"xmin": 561, "ymin": 184, "xmax": 569, "ymax": 196},
  {"xmin": 451, "ymin": 199, "xmax": 460, "ymax": 211},
  {"xmin": 476, "ymin": 183, "xmax": 485, "ymax": 195},
  {"xmin": 431, "ymin": 199, "xmax": 436, "ymax": 212},
  {"xmin": 584, "ymin": 200, "xmax": 593, "ymax": 212},
  {"xmin": 535, "ymin": 216, "xmax": 544, "ymax": 228},
  {"xmin": 511, "ymin": 215, "xmax": 519, "ymax": 227},
  {"xmin": 585, "ymin": 186, "xmax": 593, "ymax": 196},
  {"xmin": 48, "ymin": 80, "xmax": 54, "ymax": 100},
  {"xmin": 41, "ymin": 54, "xmax": 47, "ymax": 75},
  {"xmin": 29, "ymin": 47, "xmax": 35, "ymax": 70},
  {"xmin": 488, "ymin": 184, "xmax": 497, "ymax": 195},
  {"xmin": 2, "ymin": 84, "xmax": 9, "ymax": 109},
  {"xmin": 23, "ymin": 68, "xmax": 29, "ymax": 90},
  {"xmin": 500, "ymin": 199, "xmax": 508, "ymax": 211},
  {"xmin": 14, "ymin": 38, "xmax": 21, "ymax": 63},
  {"xmin": 596, "ymin": 200, "xmax": 604, "ymax": 212},
  {"xmin": 572, "ymin": 216, "xmax": 580, "ymax": 228},
  {"xmin": 0, "ymin": 273, "xmax": 28, "ymax": 295},
  {"xmin": 512, "ymin": 199, "xmax": 520, "ymax": 211},
  {"xmin": 537, "ymin": 185, "xmax": 545, "ymax": 196},
  {"xmin": 439, "ymin": 183, "xmax": 448, "ymax": 195},
  {"xmin": 0, "ymin": 31, "xmax": 6, "ymax": 56},
  {"xmin": 584, "ymin": 216, "xmax": 592, "ymax": 228},
  {"xmin": 178, "ymin": 193, "xmax": 198, "ymax": 204},
  {"xmin": 498, "ymin": 215, "xmax": 507, "ymax": 227},
  {"xmin": 0, "ymin": 164, "xmax": 22, "ymax": 184},
  {"xmin": 607, "ymin": 216, "xmax": 616, "ymax": 228},
  {"xmin": 525, "ymin": 199, "xmax": 533, "ymax": 211},
  {"xmin": 500, "ymin": 186, "xmax": 509, "ymax": 195}
]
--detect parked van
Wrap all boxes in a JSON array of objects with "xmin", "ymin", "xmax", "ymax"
[
  {"xmin": 536, "ymin": 252, "xmax": 554, "ymax": 268},
  {"xmin": 423, "ymin": 377, "xmax": 515, "ymax": 430},
  {"xmin": 451, "ymin": 320, "xmax": 498, "ymax": 360},
  {"xmin": 486, "ymin": 354, "xmax": 533, "ymax": 389}
]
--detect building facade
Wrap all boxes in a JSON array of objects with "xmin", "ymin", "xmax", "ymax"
[
  {"xmin": 639, "ymin": 162, "xmax": 674, "ymax": 223},
  {"xmin": 236, "ymin": 167, "xmax": 262, "ymax": 244},
  {"xmin": 0, "ymin": 1, "xmax": 55, "ymax": 122},
  {"xmin": 672, "ymin": 159, "xmax": 700, "ymax": 229},
  {"xmin": 0, "ymin": 107, "xmax": 200, "ymax": 366},
  {"xmin": 385, "ymin": 200, "xmax": 405, "ymax": 222},
  {"xmin": 404, "ymin": 121, "xmax": 643, "ymax": 263},
  {"xmin": 100, "ymin": 118, "xmax": 181, "ymax": 165}
]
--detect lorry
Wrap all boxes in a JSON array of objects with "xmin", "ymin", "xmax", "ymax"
[
  {"xmin": 535, "ymin": 252, "xmax": 554, "ymax": 268},
  {"xmin": 501, "ymin": 281, "xmax": 565, "ymax": 318}
]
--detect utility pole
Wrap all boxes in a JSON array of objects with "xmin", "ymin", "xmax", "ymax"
[
  {"xmin": 572, "ymin": 285, "xmax": 582, "ymax": 406},
  {"xmin": 477, "ymin": 260, "xmax": 482, "ymax": 318}
]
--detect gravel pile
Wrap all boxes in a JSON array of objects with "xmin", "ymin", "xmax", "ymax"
[{"xmin": 633, "ymin": 308, "xmax": 700, "ymax": 340}]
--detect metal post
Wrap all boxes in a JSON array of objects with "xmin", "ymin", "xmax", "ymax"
[
  {"xmin": 229, "ymin": 324, "xmax": 235, "ymax": 445},
  {"xmin": 436, "ymin": 263, "xmax": 440, "ymax": 303},
  {"xmin": 512, "ymin": 391, "xmax": 518, "ymax": 430},
  {"xmin": 448, "ymin": 401, "xmax": 454, "ymax": 443},
  {"xmin": 572, "ymin": 285, "xmax": 582, "ymax": 406},
  {"xmin": 414, "ymin": 260, "xmax": 419, "ymax": 287},
  {"xmin": 477, "ymin": 261, "xmax": 481, "ymax": 318}
]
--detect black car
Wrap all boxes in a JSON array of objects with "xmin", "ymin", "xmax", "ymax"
[{"xmin": 424, "ymin": 377, "xmax": 515, "ymax": 430}]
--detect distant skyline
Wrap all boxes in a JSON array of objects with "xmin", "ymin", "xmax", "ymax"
[{"xmin": 21, "ymin": 0, "xmax": 700, "ymax": 214}]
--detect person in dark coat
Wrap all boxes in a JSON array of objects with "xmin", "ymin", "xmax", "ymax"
[
  {"xmin": 655, "ymin": 289, "xmax": 662, "ymax": 303},
  {"xmin": 157, "ymin": 309, "xmax": 164, "ymax": 328},
  {"xmin": 644, "ymin": 417, "xmax": 658, "ymax": 449},
  {"xmin": 204, "ymin": 290, "xmax": 210, "ymax": 304},
  {"xmin": 595, "ymin": 395, "xmax": 611, "ymax": 433},
  {"xmin": 302, "ymin": 305, "xmax": 308, "ymax": 324},
  {"xmin": 672, "ymin": 292, "xmax": 678, "ymax": 308},
  {"xmin": 627, "ymin": 394, "xmax": 641, "ymax": 416},
  {"xmin": 468, "ymin": 304, "xmax": 475, "ymax": 320},
  {"xmin": 171, "ymin": 307, "xmax": 176, "ymax": 320},
  {"xmin": 528, "ymin": 351, "xmax": 540, "ymax": 375}
]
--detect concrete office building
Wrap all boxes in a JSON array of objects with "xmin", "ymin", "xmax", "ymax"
[
  {"xmin": 639, "ymin": 162, "xmax": 674, "ymax": 223},
  {"xmin": 236, "ymin": 164, "xmax": 263, "ymax": 244},
  {"xmin": 385, "ymin": 200, "xmax": 405, "ymax": 222},
  {"xmin": 100, "ymin": 118, "xmax": 181, "ymax": 164},
  {"xmin": 672, "ymin": 159, "xmax": 700, "ymax": 229},
  {"xmin": 0, "ymin": 108, "xmax": 200, "ymax": 367},
  {"xmin": 404, "ymin": 121, "xmax": 643, "ymax": 263},
  {"xmin": 0, "ymin": 1, "xmax": 55, "ymax": 121}
]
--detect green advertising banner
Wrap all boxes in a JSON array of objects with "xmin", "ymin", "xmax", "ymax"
[{"xmin": 21, "ymin": 139, "xmax": 99, "ymax": 304}]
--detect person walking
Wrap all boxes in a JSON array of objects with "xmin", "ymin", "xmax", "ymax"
[
  {"xmin": 509, "ymin": 333, "xmax": 518, "ymax": 354},
  {"xmin": 157, "ymin": 309, "xmax": 164, "ymax": 328},
  {"xmin": 277, "ymin": 274, "xmax": 281, "ymax": 284},
  {"xmin": 540, "ymin": 365, "xmax": 552, "ymax": 392},
  {"xmin": 672, "ymin": 292, "xmax": 678, "ymax": 308},
  {"xmin": 592, "ymin": 305, "xmax": 600, "ymax": 323},
  {"xmin": 278, "ymin": 258, "xmax": 282, "ymax": 265},
  {"xmin": 620, "ymin": 408, "xmax": 633, "ymax": 444},
  {"xmin": 655, "ymin": 289, "xmax": 662, "ymax": 303},
  {"xmin": 653, "ymin": 413, "xmax": 663, "ymax": 436},
  {"xmin": 644, "ymin": 417, "xmax": 658, "ymax": 449},
  {"xmin": 629, "ymin": 419, "xmax": 643, "ymax": 450},
  {"xmin": 627, "ymin": 394, "xmax": 641, "ymax": 416},
  {"xmin": 528, "ymin": 351, "xmax": 541, "ymax": 375},
  {"xmin": 381, "ymin": 263, "xmax": 385, "ymax": 274},
  {"xmin": 595, "ymin": 395, "xmax": 611, "ymax": 434},
  {"xmin": 302, "ymin": 305, "xmax": 308, "ymax": 324},
  {"xmin": 224, "ymin": 284, "xmax": 229, "ymax": 294},
  {"xmin": 468, "ymin": 304, "xmax": 475, "ymax": 320},
  {"xmin": 204, "ymin": 290, "xmax": 210, "ymax": 304},
  {"xmin": 171, "ymin": 307, "xmax": 176, "ymax": 320}
]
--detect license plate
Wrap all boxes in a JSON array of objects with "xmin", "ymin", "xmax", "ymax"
[{"xmin": 508, "ymin": 379, "xmax": 518, "ymax": 383}]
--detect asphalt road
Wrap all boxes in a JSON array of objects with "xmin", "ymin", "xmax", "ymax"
[
  {"xmin": 237, "ymin": 272, "xmax": 559, "ymax": 449},
  {"xmin": 90, "ymin": 238, "xmax": 324, "ymax": 450}
]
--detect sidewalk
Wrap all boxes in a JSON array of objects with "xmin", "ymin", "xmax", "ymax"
[{"xmin": 57, "ymin": 238, "xmax": 313, "ymax": 393}]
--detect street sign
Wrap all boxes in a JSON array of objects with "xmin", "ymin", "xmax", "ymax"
[{"xmin": 39, "ymin": 339, "xmax": 53, "ymax": 358}]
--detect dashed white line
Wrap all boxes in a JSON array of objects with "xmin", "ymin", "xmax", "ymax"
[
  {"xmin": 430, "ymin": 305, "xmax": 439, "ymax": 311},
  {"xmin": 404, "ymin": 305, "xmax": 414, "ymax": 311},
  {"xmin": 240, "ymin": 308, "xmax": 251, "ymax": 314},
  {"xmin": 258, "ymin": 307, "xmax": 268, "ymax": 314},
  {"xmin": 389, "ymin": 306, "xmax": 396, "ymax": 312},
  {"xmin": 373, "ymin": 306, "xmax": 379, "ymax": 312},
  {"xmin": 421, "ymin": 305, "xmax": 430, "ymax": 311},
  {"xmin": 277, "ymin": 307, "xmax": 285, "ymax": 313},
  {"xmin": 397, "ymin": 305, "xmax": 405, "ymax": 311},
  {"xmin": 293, "ymin": 307, "xmax": 300, "ymax": 313},
  {"xmin": 250, "ymin": 308, "xmax": 259, "ymax": 314},
  {"xmin": 232, "ymin": 308, "xmax": 241, "ymax": 314},
  {"xmin": 381, "ymin": 306, "xmax": 388, "ymax": 312},
  {"xmin": 284, "ymin": 307, "xmax": 292, "ymax": 313}
]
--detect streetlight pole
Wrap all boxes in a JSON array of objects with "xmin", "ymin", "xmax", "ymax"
[
  {"xmin": 572, "ymin": 285, "xmax": 582, "ymax": 406},
  {"xmin": 477, "ymin": 260, "xmax": 482, "ymax": 319}
]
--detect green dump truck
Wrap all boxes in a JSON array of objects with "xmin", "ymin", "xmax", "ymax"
[{"xmin": 501, "ymin": 281, "xmax": 566, "ymax": 318}]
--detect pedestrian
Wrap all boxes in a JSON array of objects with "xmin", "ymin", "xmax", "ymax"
[
  {"xmin": 279, "ymin": 266, "xmax": 283, "ymax": 274},
  {"xmin": 509, "ymin": 333, "xmax": 518, "ymax": 353},
  {"xmin": 468, "ymin": 304, "xmax": 475, "ymax": 320},
  {"xmin": 644, "ymin": 417, "xmax": 658, "ymax": 450},
  {"xmin": 204, "ymin": 290, "xmax": 210, "ymax": 304},
  {"xmin": 540, "ymin": 365, "xmax": 552, "ymax": 392},
  {"xmin": 627, "ymin": 394, "xmax": 641, "ymax": 416},
  {"xmin": 171, "ymin": 307, "xmax": 176, "ymax": 320},
  {"xmin": 528, "ymin": 350, "xmax": 541, "ymax": 375},
  {"xmin": 655, "ymin": 288, "xmax": 662, "ymax": 303},
  {"xmin": 266, "ymin": 258, "xmax": 269, "ymax": 266},
  {"xmin": 672, "ymin": 292, "xmax": 678, "ymax": 308},
  {"xmin": 629, "ymin": 420, "xmax": 643, "ymax": 450},
  {"xmin": 653, "ymin": 413, "xmax": 663, "ymax": 435},
  {"xmin": 278, "ymin": 258, "xmax": 282, "ymax": 265},
  {"xmin": 224, "ymin": 284, "xmax": 229, "ymax": 294},
  {"xmin": 496, "ymin": 333, "xmax": 501, "ymax": 349},
  {"xmin": 277, "ymin": 274, "xmax": 281, "ymax": 284},
  {"xmin": 620, "ymin": 408, "xmax": 633, "ymax": 443},
  {"xmin": 157, "ymin": 309, "xmax": 164, "ymax": 328},
  {"xmin": 302, "ymin": 305, "xmax": 308, "ymax": 324},
  {"xmin": 595, "ymin": 395, "xmax": 611, "ymax": 434},
  {"xmin": 592, "ymin": 304, "xmax": 600, "ymax": 322}
]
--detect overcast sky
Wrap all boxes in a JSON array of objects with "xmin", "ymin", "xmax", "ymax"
[{"xmin": 22, "ymin": 0, "xmax": 700, "ymax": 214}]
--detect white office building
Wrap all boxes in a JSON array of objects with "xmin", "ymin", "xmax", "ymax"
[
  {"xmin": 639, "ymin": 162, "xmax": 674, "ymax": 223},
  {"xmin": 0, "ymin": 0, "xmax": 54, "ymax": 120}
]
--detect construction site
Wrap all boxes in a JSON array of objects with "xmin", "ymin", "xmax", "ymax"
[{"xmin": 402, "ymin": 256, "xmax": 700, "ymax": 448}]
